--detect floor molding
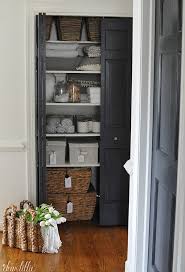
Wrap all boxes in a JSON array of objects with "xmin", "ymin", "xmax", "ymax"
[{"xmin": 125, "ymin": 260, "xmax": 128, "ymax": 272}]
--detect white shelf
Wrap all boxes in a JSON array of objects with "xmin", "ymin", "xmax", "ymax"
[
  {"xmin": 46, "ymin": 70, "xmax": 101, "ymax": 74},
  {"xmin": 46, "ymin": 133, "xmax": 100, "ymax": 137},
  {"xmin": 47, "ymin": 40, "xmax": 100, "ymax": 44},
  {"xmin": 46, "ymin": 103, "xmax": 100, "ymax": 106},
  {"xmin": 47, "ymin": 163, "xmax": 100, "ymax": 168}
]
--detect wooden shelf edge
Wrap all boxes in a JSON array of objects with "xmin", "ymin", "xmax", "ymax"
[{"xmin": 46, "ymin": 163, "xmax": 100, "ymax": 168}]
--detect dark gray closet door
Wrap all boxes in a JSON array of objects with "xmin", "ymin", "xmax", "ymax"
[
  {"xmin": 36, "ymin": 14, "xmax": 46, "ymax": 204},
  {"xmin": 148, "ymin": 0, "xmax": 182, "ymax": 271},
  {"xmin": 100, "ymin": 18, "xmax": 132, "ymax": 226}
]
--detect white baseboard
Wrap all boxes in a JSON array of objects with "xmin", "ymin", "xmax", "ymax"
[{"xmin": 125, "ymin": 260, "xmax": 128, "ymax": 272}]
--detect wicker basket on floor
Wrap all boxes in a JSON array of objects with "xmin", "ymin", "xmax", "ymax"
[
  {"xmin": 56, "ymin": 16, "xmax": 82, "ymax": 41},
  {"xmin": 2, "ymin": 201, "xmax": 43, "ymax": 253},
  {"xmin": 48, "ymin": 185, "xmax": 96, "ymax": 221},
  {"xmin": 86, "ymin": 17, "xmax": 101, "ymax": 42},
  {"xmin": 47, "ymin": 168, "xmax": 92, "ymax": 194}
]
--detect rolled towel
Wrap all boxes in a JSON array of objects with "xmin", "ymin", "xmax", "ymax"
[
  {"xmin": 46, "ymin": 125, "xmax": 57, "ymax": 134},
  {"xmin": 61, "ymin": 118, "xmax": 73, "ymax": 127},
  {"xmin": 56, "ymin": 124, "xmax": 65, "ymax": 134},
  {"xmin": 66, "ymin": 126, "xmax": 75, "ymax": 134},
  {"xmin": 47, "ymin": 116, "xmax": 60, "ymax": 126}
]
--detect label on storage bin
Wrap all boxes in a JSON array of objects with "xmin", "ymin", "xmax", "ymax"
[
  {"xmin": 67, "ymin": 202, "xmax": 73, "ymax": 214},
  {"xmin": 65, "ymin": 177, "xmax": 72, "ymax": 188},
  {"xmin": 78, "ymin": 155, "xmax": 85, "ymax": 163},
  {"xmin": 50, "ymin": 151, "xmax": 56, "ymax": 165}
]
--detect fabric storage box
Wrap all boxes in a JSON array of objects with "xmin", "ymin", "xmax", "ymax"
[
  {"xmin": 47, "ymin": 185, "xmax": 96, "ymax": 221},
  {"xmin": 46, "ymin": 140, "xmax": 66, "ymax": 165},
  {"xmin": 47, "ymin": 168, "xmax": 92, "ymax": 193},
  {"xmin": 68, "ymin": 140, "xmax": 99, "ymax": 165}
]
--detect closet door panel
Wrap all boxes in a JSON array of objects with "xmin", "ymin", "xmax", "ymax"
[
  {"xmin": 100, "ymin": 18, "xmax": 132, "ymax": 226},
  {"xmin": 36, "ymin": 14, "xmax": 46, "ymax": 204}
]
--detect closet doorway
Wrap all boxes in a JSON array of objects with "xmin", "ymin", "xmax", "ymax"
[{"xmin": 36, "ymin": 14, "xmax": 132, "ymax": 228}]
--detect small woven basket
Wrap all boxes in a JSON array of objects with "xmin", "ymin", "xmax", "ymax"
[
  {"xmin": 45, "ymin": 16, "xmax": 53, "ymax": 41},
  {"xmin": 56, "ymin": 16, "xmax": 82, "ymax": 41},
  {"xmin": 47, "ymin": 168, "xmax": 92, "ymax": 194},
  {"xmin": 2, "ymin": 201, "xmax": 43, "ymax": 253},
  {"xmin": 48, "ymin": 186, "xmax": 96, "ymax": 221},
  {"xmin": 86, "ymin": 17, "xmax": 101, "ymax": 42}
]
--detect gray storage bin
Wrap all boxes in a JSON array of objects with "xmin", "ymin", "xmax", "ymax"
[
  {"xmin": 69, "ymin": 140, "xmax": 99, "ymax": 165},
  {"xmin": 46, "ymin": 140, "xmax": 66, "ymax": 165}
]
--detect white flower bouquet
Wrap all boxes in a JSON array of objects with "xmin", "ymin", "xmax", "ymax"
[{"xmin": 17, "ymin": 203, "xmax": 66, "ymax": 253}]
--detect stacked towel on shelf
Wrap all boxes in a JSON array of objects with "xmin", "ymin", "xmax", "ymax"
[
  {"xmin": 84, "ymin": 46, "xmax": 101, "ymax": 58},
  {"xmin": 46, "ymin": 43, "xmax": 80, "ymax": 58},
  {"xmin": 46, "ymin": 125, "xmax": 57, "ymax": 134},
  {"xmin": 87, "ymin": 87, "xmax": 101, "ymax": 104},
  {"xmin": 46, "ymin": 116, "xmax": 75, "ymax": 134}
]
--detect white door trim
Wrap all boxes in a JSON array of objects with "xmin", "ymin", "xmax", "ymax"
[
  {"xmin": 126, "ymin": 0, "xmax": 155, "ymax": 271},
  {"xmin": 172, "ymin": 1, "xmax": 185, "ymax": 271}
]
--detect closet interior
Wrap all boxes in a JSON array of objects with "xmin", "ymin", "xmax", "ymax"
[{"xmin": 36, "ymin": 14, "xmax": 132, "ymax": 226}]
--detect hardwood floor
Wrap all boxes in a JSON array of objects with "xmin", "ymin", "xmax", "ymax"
[{"xmin": 0, "ymin": 223, "xmax": 128, "ymax": 272}]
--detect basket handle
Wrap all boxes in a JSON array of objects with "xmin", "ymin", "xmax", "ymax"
[
  {"xmin": 2, "ymin": 205, "xmax": 17, "ymax": 246},
  {"xmin": 20, "ymin": 200, "xmax": 34, "ymax": 210},
  {"xmin": 24, "ymin": 208, "xmax": 37, "ymax": 220},
  {"xmin": 4, "ymin": 205, "xmax": 17, "ymax": 217}
]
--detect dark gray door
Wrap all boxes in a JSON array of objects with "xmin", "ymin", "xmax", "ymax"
[
  {"xmin": 36, "ymin": 14, "xmax": 46, "ymax": 204},
  {"xmin": 148, "ymin": 0, "xmax": 182, "ymax": 271},
  {"xmin": 100, "ymin": 18, "xmax": 132, "ymax": 226}
]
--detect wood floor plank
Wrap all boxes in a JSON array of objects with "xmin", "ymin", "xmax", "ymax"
[{"xmin": 0, "ymin": 223, "xmax": 128, "ymax": 272}]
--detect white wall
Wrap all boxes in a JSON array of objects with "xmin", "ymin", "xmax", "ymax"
[
  {"xmin": 0, "ymin": 0, "xmax": 132, "ymax": 227},
  {"xmin": 0, "ymin": 0, "xmax": 27, "ymax": 227},
  {"xmin": 31, "ymin": 0, "xmax": 132, "ymax": 16}
]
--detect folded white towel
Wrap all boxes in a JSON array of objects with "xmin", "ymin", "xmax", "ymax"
[
  {"xmin": 46, "ymin": 50, "xmax": 79, "ymax": 58},
  {"xmin": 46, "ymin": 43, "xmax": 79, "ymax": 51}
]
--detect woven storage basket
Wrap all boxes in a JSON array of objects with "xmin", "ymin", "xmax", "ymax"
[
  {"xmin": 47, "ymin": 186, "xmax": 96, "ymax": 221},
  {"xmin": 86, "ymin": 17, "xmax": 101, "ymax": 42},
  {"xmin": 46, "ymin": 16, "xmax": 53, "ymax": 40},
  {"xmin": 2, "ymin": 201, "xmax": 43, "ymax": 253},
  {"xmin": 47, "ymin": 168, "xmax": 92, "ymax": 194},
  {"xmin": 56, "ymin": 16, "xmax": 82, "ymax": 41}
]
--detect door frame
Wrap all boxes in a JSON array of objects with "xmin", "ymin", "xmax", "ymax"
[
  {"xmin": 128, "ymin": 1, "xmax": 185, "ymax": 272},
  {"xmin": 126, "ymin": 0, "xmax": 155, "ymax": 271},
  {"xmin": 26, "ymin": 1, "xmax": 185, "ymax": 272}
]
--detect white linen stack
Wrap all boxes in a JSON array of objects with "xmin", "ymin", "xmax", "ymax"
[
  {"xmin": 84, "ymin": 46, "xmax": 101, "ymax": 58},
  {"xmin": 87, "ymin": 87, "xmax": 101, "ymax": 104},
  {"xmin": 46, "ymin": 116, "xmax": 75, "ymax": 134},
  {"xmin": 46, "ymin": 43, "xmax": 79, "ymax": 58}
]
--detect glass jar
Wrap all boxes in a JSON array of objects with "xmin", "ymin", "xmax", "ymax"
[
  {"xmin": 67, "ymin": 82, "xmax": 80, "ymax": 103},
  {"xmin": 54, "ymin": 81, "xmax": 69, "ymax": 103}
]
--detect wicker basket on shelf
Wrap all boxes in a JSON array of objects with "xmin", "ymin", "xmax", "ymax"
[
  {"xmin": 45, "ymin": 16, "xmax": 53, "ymax": 41},
  {"xmin": 2, "ymin": 201, "xmax": 43, "ymax": 253},
  {"xmin": 48, "ymin": 185, "xmax": 96, "ymax": 221},
  {"xmin": 56, "ymin": 16, "xmax": 82, "ymax": 41},
  {"xmin": 86, "ymin": 17, "xmax": 101, "ymax": 42},
  {"xmin": 47, "ymin": 168, "xmax": 92, "ymax": 194}
]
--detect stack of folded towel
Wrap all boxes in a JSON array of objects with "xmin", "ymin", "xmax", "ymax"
[
  {"xmin": 46, "ymin": 116, "xmax": 75, "ymax": 134},
  {"xmin": 46, "ymin": 43, "xmax": 80, "ymax": 58},
  {"xmin": 87, "ymin": 87, "xmax": 101, "ymax": 104},
  {"xmin": 84, "ymin": 46, "xmax": 101, "ymax": 58}
]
